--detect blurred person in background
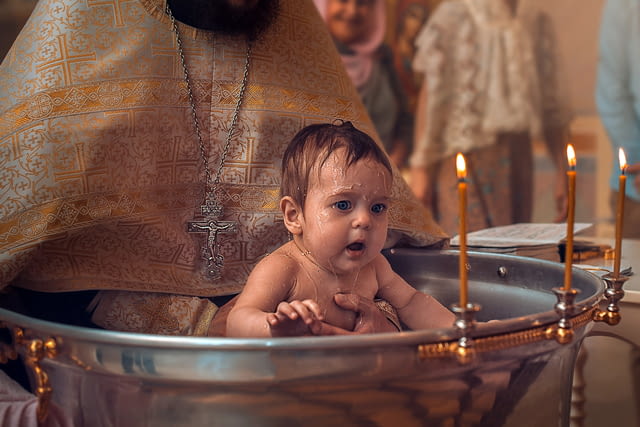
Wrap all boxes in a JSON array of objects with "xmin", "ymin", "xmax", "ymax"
[
  {"xmin": 314, "ymin": 0, "xmax": 414, "ymax": 169},
  {"xmin": 408, "ymin": 0, "xmax": 570, "ymax": 235},
  {"xmin": 596, "ymin": 0, "xmax": 640, "ymax": 238},
  {"xmin": 393, "ymin": 1, "xmax": 429, "ymax": 114}
]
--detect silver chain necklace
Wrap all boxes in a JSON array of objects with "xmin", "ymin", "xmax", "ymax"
[{"xmin": 166, "ymin": 4, "xmax": 252, "ymax": 280}]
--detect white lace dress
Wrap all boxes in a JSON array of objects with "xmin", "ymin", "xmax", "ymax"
[{"xmin": 409, "ymin": 0, "xmax": 569, "ymax": 234}]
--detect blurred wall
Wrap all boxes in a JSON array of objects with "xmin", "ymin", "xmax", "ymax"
[{"xmin": 535, "ymin": 0, "xmax": 605, "ymax": 115}]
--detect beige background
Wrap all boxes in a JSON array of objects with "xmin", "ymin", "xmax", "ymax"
[{"xmin": 537, "ymin": 0, "xmax": 605, "ymax": 116}]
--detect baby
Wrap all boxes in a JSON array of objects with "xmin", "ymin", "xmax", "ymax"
[{"xmin": 226, "ymin": 121, "xmax": 454, "ymax": 337}]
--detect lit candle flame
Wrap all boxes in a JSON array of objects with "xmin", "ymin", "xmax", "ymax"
[
  {"xmin": 566, "ymin": 144, "xmax": 576, "ymax": 169},
  {"xmin": 456, "ymin": 153, "xmax": 466, "ymax": 180},
  {"xmin": 619, "ymin": 147, "xmax": 627, "ymax": 174}
]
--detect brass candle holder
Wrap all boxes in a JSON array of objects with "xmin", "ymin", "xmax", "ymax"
[
  {"xmin": 451, "ymin": 302, "xmax": 481, "ymax": 363},
  {"xmin": 550, "ymin": 287, "xmax": 580, "ymax": 344},
  {"xmin": 593, "ymin": 273, "xmax": 628, "ymax": 326}
]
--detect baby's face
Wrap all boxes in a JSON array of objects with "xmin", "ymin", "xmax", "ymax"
[{"xmin": 300, "ymin": 149, "xmax": 392, "ymax": 275}]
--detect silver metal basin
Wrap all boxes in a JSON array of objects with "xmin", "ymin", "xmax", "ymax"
[{"xmin": 0, "ymin": 250, "xmax": 604, "ymax": 426}]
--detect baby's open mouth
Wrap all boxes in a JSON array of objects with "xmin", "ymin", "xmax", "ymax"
[{"xmin": 347, "ymin": 242, "xmax": 364, "ymax": 251}]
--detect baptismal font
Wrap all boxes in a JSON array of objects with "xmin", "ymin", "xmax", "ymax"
[{"xmin": 0, "ymin": 148, "xmax": 632, "ymax": 427}]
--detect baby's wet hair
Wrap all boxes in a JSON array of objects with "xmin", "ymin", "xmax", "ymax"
[{"xmin": 281, "ymin": 121, "xmax": 392, "ymax": 207}]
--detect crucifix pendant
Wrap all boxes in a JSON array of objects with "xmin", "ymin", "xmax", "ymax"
[{"xmin": 187, "ymin": 193, "xmax": 236, "ymax": 280}]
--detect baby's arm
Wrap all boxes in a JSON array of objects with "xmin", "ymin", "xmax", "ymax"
[
  {"xmin": 226, "ymin": 254, "xmax": 323, "ymax": 337},
  {"xmin": 374, "ymin": 255, "xmax": 455, "ymax": 330}
]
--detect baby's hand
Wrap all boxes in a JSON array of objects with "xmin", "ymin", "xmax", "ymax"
[{"xmin": 267, "ymin": 299, "xmax": 324, "ymax": 336}]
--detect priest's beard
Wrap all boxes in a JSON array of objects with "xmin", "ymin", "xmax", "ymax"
[{"xmin": 167, "ymin": 0, "xmax": 280, "ymax": 39}]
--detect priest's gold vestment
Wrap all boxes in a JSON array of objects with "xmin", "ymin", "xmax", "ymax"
[{"xmin": 0, "ymin": 0, "xmax": 446, "ymax": 334}]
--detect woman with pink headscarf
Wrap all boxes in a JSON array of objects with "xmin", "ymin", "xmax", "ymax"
[{"xmin": 313, "ymin": 0, "xmax": 413, "ymax": 168}]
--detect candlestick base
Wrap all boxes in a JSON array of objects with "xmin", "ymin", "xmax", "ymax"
[
  {"xmin": 593, "ymin": 273, "xmax": 629, "ymax": 326},
  {"xmin": 450, "ymin": 303, "xmax": 481, "ymax": 364},
  {"xmin": 549, "ymin": 287, "xmax": 580, "ymax": 344}
]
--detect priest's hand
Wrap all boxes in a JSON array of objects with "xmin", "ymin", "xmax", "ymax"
[{"xmin": 314, "ymin": 293, "xmax": 399, "ymax": 335}]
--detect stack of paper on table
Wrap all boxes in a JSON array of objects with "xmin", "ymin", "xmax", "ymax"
[
  {"xmin": 449, "ymin": 223, "xmax": 593, "ymax": 262},
  {"xmin": 574, "ymin": 262, "xmax": 633, "ymax": 277}
]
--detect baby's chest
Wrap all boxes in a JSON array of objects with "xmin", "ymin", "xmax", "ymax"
[{"xmin": 292, "ymin": 275, "xmax": 379, "ymax": 331}]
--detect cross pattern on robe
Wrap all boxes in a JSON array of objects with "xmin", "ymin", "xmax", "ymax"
[
  {"xmin": 36, "ymin": 34, "xmax": 96, "ymax": 86},
  {"xmin": 187, "ymin": 195, "xmax": 236, "ymax": 280},
  {"xmin": 87, "ymin": 0, "xmax": 127, "ymax": 27}
]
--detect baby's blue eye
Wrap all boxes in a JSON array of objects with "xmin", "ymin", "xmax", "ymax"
[
  {"xmin": 334, "ymin": 200, "xmax": 351, "ymax": 210},
  {"xmin": 371, "ymin": 203, "xmax": 386, "ymax": 214}
]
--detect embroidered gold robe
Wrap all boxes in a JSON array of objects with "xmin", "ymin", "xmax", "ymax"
[{"xmin": 0, "ymin": 0, "xmax": 446, "ymax": 334}]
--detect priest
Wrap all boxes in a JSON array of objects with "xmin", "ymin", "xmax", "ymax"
[{"xmin": 0, "ymin": 0, "xmax": 446, "ymax": 335}]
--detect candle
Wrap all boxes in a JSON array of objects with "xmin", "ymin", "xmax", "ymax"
[
  {"xmin": 456, "ymin": 153, "xmax": 468, "ymax": 308},
  {"xmin": 563, "ymin": 144, "xmax": 576, "ymax": 291},
  {"xmin": 614, "ymin": 148, "xmax": 627, "ymax": 278}
]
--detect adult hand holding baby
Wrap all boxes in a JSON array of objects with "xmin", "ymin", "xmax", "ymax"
[{"xmin": 314, "ymin": 293, "xmax": 400, "ymax": 335}]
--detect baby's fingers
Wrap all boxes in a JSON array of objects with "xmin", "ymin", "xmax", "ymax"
[
  {"xmin": 288, "ymin": 300, "xmax": 319, "ymax": 325},
  {"xmin": 266, "ymin": 312, "xmax": 285, "ymax": 326},
  {"xmin": 274, "ymin": 302, "xmax": 299, "ymax": 321},
  {"xmin": 301, "ymin": 299, "xmax": 323, "ymax": 320}
]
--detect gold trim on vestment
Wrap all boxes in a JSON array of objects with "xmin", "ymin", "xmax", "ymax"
[
  {"xmin": 374, "ymin": 299, "xmax": 402, "ymax": 331},
  {"xmin": 0, "ymin": 80, "xmax": 363, "ymax": 137},
  {"xmin": 193, "ymin": 302, "xmax": 218, "ymax": 336}
]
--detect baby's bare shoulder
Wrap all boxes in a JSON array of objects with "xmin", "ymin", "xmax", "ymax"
[
  {"xmin": 372, "ymin": 252, "xmax": 394, "ymax": 273},
  {"xmin": 256, "ymin": 243, "xmax": 301, "ymax": 272}
]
